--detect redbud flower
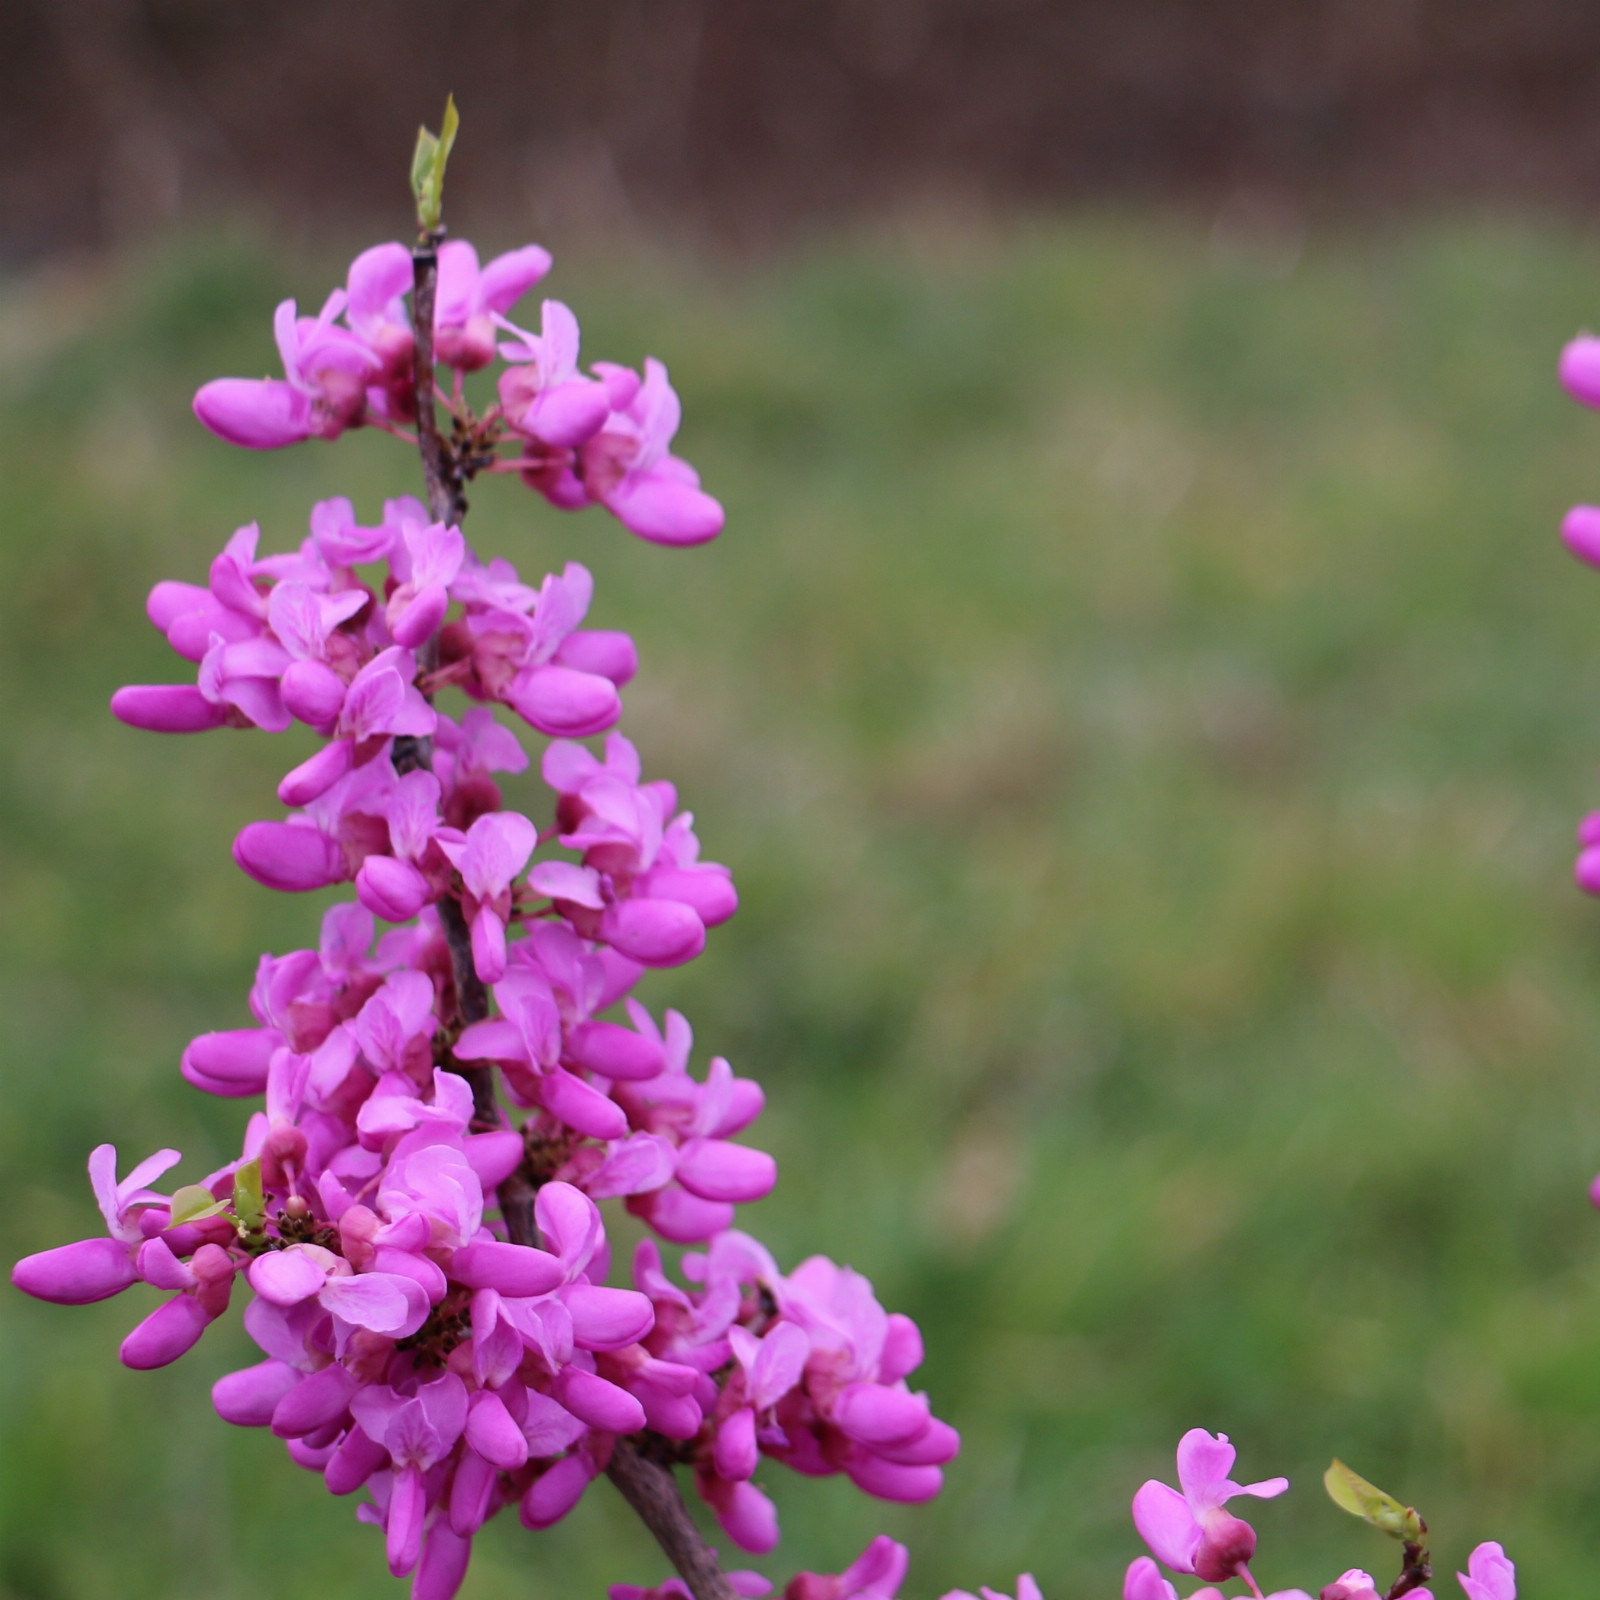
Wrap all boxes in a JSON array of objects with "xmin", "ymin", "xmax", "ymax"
[
  {"xmin": 1457, "ymin": 1542, "xmax": 1515, "ymax": 1600},
  {"xmin": 1131, "ymin": 1429, "xmax": 1288, "ymax": 1582}
]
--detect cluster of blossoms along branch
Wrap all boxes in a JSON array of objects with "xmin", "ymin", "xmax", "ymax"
[
  {"xmin": 9, "ymin": 148, "xmax": 957, "ymax": 1600},
  {"xmin": 8, "ymin": 116, "xmax": 1522, "ymax": 1600}
]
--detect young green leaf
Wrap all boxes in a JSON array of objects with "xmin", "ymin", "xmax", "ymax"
[
  {"xmin": 411, "ymin": 94, "xmax": 459, "ymax": 233},
  {"xmin": 232, "ymin": 1158, "xmax": 265, "ymax": 1233},
  {"xmin": 1323, "ymin": 1460, "xmax": 1425, "ymax": 1543},
  {"xmin": 166, "ymin": 1184, "xmax": 228, "ymax": 1226}
]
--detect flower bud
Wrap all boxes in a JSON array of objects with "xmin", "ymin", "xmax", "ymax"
[
  {"xmin": 1192, "ymin": 1510, "xmax": 1257, "ymax": 1584},
  {"xmin": 280, "ymin": 659, "xmax": 348, "ymax": 728}
]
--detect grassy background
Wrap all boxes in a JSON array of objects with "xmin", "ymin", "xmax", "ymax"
[{"xmin": 4, "ymin": 214, "xmax": 1600, "ymax": 1597}]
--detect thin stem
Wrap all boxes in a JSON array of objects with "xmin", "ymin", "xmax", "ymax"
[
  {"xmin": 404, "ymin": 202, "xmax": 733, "ymax": 1600},
  {"xmin": 411, "ymin": 234, "xmax": 466, "ymax": 526},
  {"xmin": 606, "ymin": 1439, "xmax": 742, "ymax": 1600}
]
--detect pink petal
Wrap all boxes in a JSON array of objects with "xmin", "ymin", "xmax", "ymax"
[
  {"xmin": 830, "ymin": 1383, "xmax": 930, "ymax": 1447},
  {"xmin": 508, "ymin": 665, "xmax": 621, "ymax": 739},
  {"xmin": 539, "ymin": 1068, "xmax": 630, "ymax": 1141},
  {"xmin": 413, "ymin": 1520, "xmax": 473, "ymax": 1600},
  {"xmin": 675, "ymin": 1139, "xmax": 776, "ymax": 1204},
  {"xmin": 356, "ymin": 855, "xmax": 432, "ymax": 922},
  {"xmin": 565, "ymin": 1019, "xmax": 664, "ymax": 1081},
  {"xmin": 212, "ymin": 1359, "xmax": 301, "ymax": 1426},
  {"xmin": 1131, "ymin": 1480, "xmax": 1201, "ymax": 1573},
  {"xmin": 110, "ymin": 684, "xmax": 229, "ymax": 733},
  {"xmin": 193, "ymin": 377, "xmax": 312, "ymax": 448},
  {"xmin": 553, "ymin": 628, "xmax": 638, "ymax": 687},
  {"xmin": 120, "ymin": 1293, "xmax": 213, "ymax": 1369},
  {"xmin": 465, "ymin": 1389, "xmax": 530, "ymax": 1470},
  {"xmin": 600, "ymin": 899, "xmax": 705, "ymax": 968},
  {"xmin": 1561, "ymin": 336, "xmax": 1600, "ymax": 408},
  {"xmin": 233, "ymin": 821, "xmax": 346, "ymax": 892},
  {"xmin": 451, "ymin": 1240, "xmax": 565, "ymax": 1299},
  {"xmin": 1122, "ymin": 1558, "xmax": 1179, "ymax": 1600},
  {"xmin": 319, "ymin": 1271, "xmax": 430, "ymax": 1336},
  {"xmin": 12, "ymin": 1238, "xmax": 136, "ymax": 1305},
  {"xmin": 1175, "ymin": 1429, "xmax": 1238, "ymax": 1511},
  {"xmin": 563, "ymin": 1284, "xmax": 655, "ymax": 1351}
]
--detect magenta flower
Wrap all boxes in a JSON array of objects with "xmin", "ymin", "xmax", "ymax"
[
  {"xmin": 577, "ymin": 359, "xmax": 724, "ymax": 546},
  {"xmin": 386, "ymin": 518, "xmax": 465, "ymax": 649},
  {"xmin": 1458, "ymin": 1543, "xmax": 1515, "ymax": 1600},
  {"xmin": 11, "ymin": 1144, "xmax": 179, "ymax": 1304},
  {"xmin": 942, "ymin": 1576, "xmax": 1043, "ymax": 1600},
  {"xmin": 1131, "ymin": 1429, "xmax": 1288, "ymax": 1583},
  {"xmin": 349, "ymin": 1373, "xmax": 470, "ymax": 1575},
  {"xmin": 433, "ymin": 240, "xmax": 552, "ymax": 371},
  {"xmin": 434, "ymin": 810, "xmax": 537, "ymax": 981},
  {"xmin": 194, "ymin": 290, "xmax": 378, "ymax": 448},
  {"xmin": 497, "ymin": 300, "xmax": 611, "ymax": 448},
  {"xmin": 786, "ymin": 1537, "xmax": 910, "ymax": 1600}
]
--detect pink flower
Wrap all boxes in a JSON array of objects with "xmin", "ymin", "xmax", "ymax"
[
  {"xmin": 435, "ymin": 810, "xmax": 537, "ymax": 982},
  {"xmin": 497, "ymin": 300, "xmax": 610, "ymax": 448},
  {"xmin": 194, "ymin": 290, "xmax": 378, "ymax": 448},
  {"xmin": 577, "ymin": 359, "xmax": 724, "ymax": 546},
  {"xmin": 942, "ymin": 1577, "xmax": 1043, "ymax": 1600},
  {"xmin": 433, "ymin": 241, "xmax": 552, "ymax": 371},
  {"xmin": 785, "ymin": 1537, "xmax": 909, "ymax": 1600},
  {"xmin": 1458, "ymin": 1543, "xmax": 1515, "ymax": 1600},
  {"xmin": 1131, "ymin": 1429, "xmax": 1288, "ymax": 1583}
]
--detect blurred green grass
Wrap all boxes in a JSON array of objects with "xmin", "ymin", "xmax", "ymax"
[{"xmin": 5, "ymin": 213, "xmax": 1600, "ymax": 1597}]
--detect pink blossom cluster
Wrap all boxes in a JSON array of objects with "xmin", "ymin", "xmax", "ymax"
[
  {"xmin": 1124, "ymin": 1430, "xmax": 1515, "ymax": 1600},
  {"xmin": 191, "ymin": 239, "xmax": 723, "ymax": 547},
  {"xmin": 11, "ymin": 227, "xmax": 953, "ymax": 1600}
]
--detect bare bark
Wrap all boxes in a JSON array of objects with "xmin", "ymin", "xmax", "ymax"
[
  {"xmin": 410, "ymin": 235, "xmax": 466, "ymax": 526},
  {"xmin": 606, "ymin": 1439, "xmax": 742, "ymax": 1600}
]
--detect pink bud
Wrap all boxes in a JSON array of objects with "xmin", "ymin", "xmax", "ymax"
[
  {"xmin": 180, "ymin": 1027, "xmax": 281, "ymax": 1097},
  {"xmin": 1563, "ymin": 505, "xmax": 1600, "ymax": 569},
  {"xmin": 272, "ymin": 1362, "xmax": 357, "ymax": 1438},
  {"xmin": 714, "ymin": 1407, "xmax": 759, "ymax": 1480},
  {"xmin": 278, "ymin": 739, "xmax": 356, "ymax": 806},
  {"xmin": 12, "ymin": 1238, "xmax": 137, "ymax": 1304},
  {"xmin": 520, "ymin": 1454, "xmax": 594, "ymax": 1529},
  {"xmin": 551, "ymin": 1367, "xmax": 646, "ymax": 1433},
  {"xmin": 463, "ymin": 1130, "xmax": 525, "ymax": 1191},
  {"xmin": 357, "ymin": 854, "xmax": 432, "ymax": 921},
  {"xmin": 1576, "ymin": 844, "xmax": 1600, "ymax": 896},
  {"xmin": 233, "ymin": 821, "xmax": 346, "ymax": 891},
  {"xmin": 465, "ymin": 1390, "xmax": 530, "ymax": 1470},
  {"xmin": 554, "ymin": 629, "xmax": 638, "ymax": 687},
  {"xmin": 120, "ymin": 1292, "xmax": 213, "ymax": 1369},
  {"xmin": 565, "ymin": 1020, "xmax": 665, "ymax": 1081},
  {"xmin": 450, "ymin": 1447, "xmax": 500, "ymax": 1536},
  {"xmin": 450, "ymin": 1240, "xmax": 564, "ymax": 1298},
  {"xmin": 675, "ymin": 1139, "xmax": 776, "ymax": 1204},
  {"xmin": 325, "ymin": 1423, "xmax": 388, "ymax": 1495},
  {"xmin": 412, "ymin": 1521, "xmax": 473, "ymax": 1600},
  {"xmin": 193, "ymin": 377, "xmax": 313, "ymax": 448},
  {"xmin": 213, "ymin": 1359, "xmax": 301, "ymax": 1426},
  {"xmin": 1561, "ymin": 336, "xmax": 1600, "ymax": 408},
  {"xmin": 281, "ymin": 659, "xmax": 348, "ymax": 727},
  {"xmin": 111, "ymin": 685, "xmax": 228, "ymax": 733},
  {"xmin": 600, "ymin": 899, "xmax": 706, "ymax": 967},
  {"xmin": 506, "ymin": 665, "xmax": 621, "ymax": 738}
]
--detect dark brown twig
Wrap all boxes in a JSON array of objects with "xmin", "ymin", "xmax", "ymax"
[
  {"xmin": 404, "ymin": 183, "xmax": 732, "ymax": 1600},
  {"xmin": 606, "ymin": 1438, "xmax": 743, "ymax": 1600},
  {"xmin": 411, "ymin": 235, "xmax": 466, "ymax": 526}
]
